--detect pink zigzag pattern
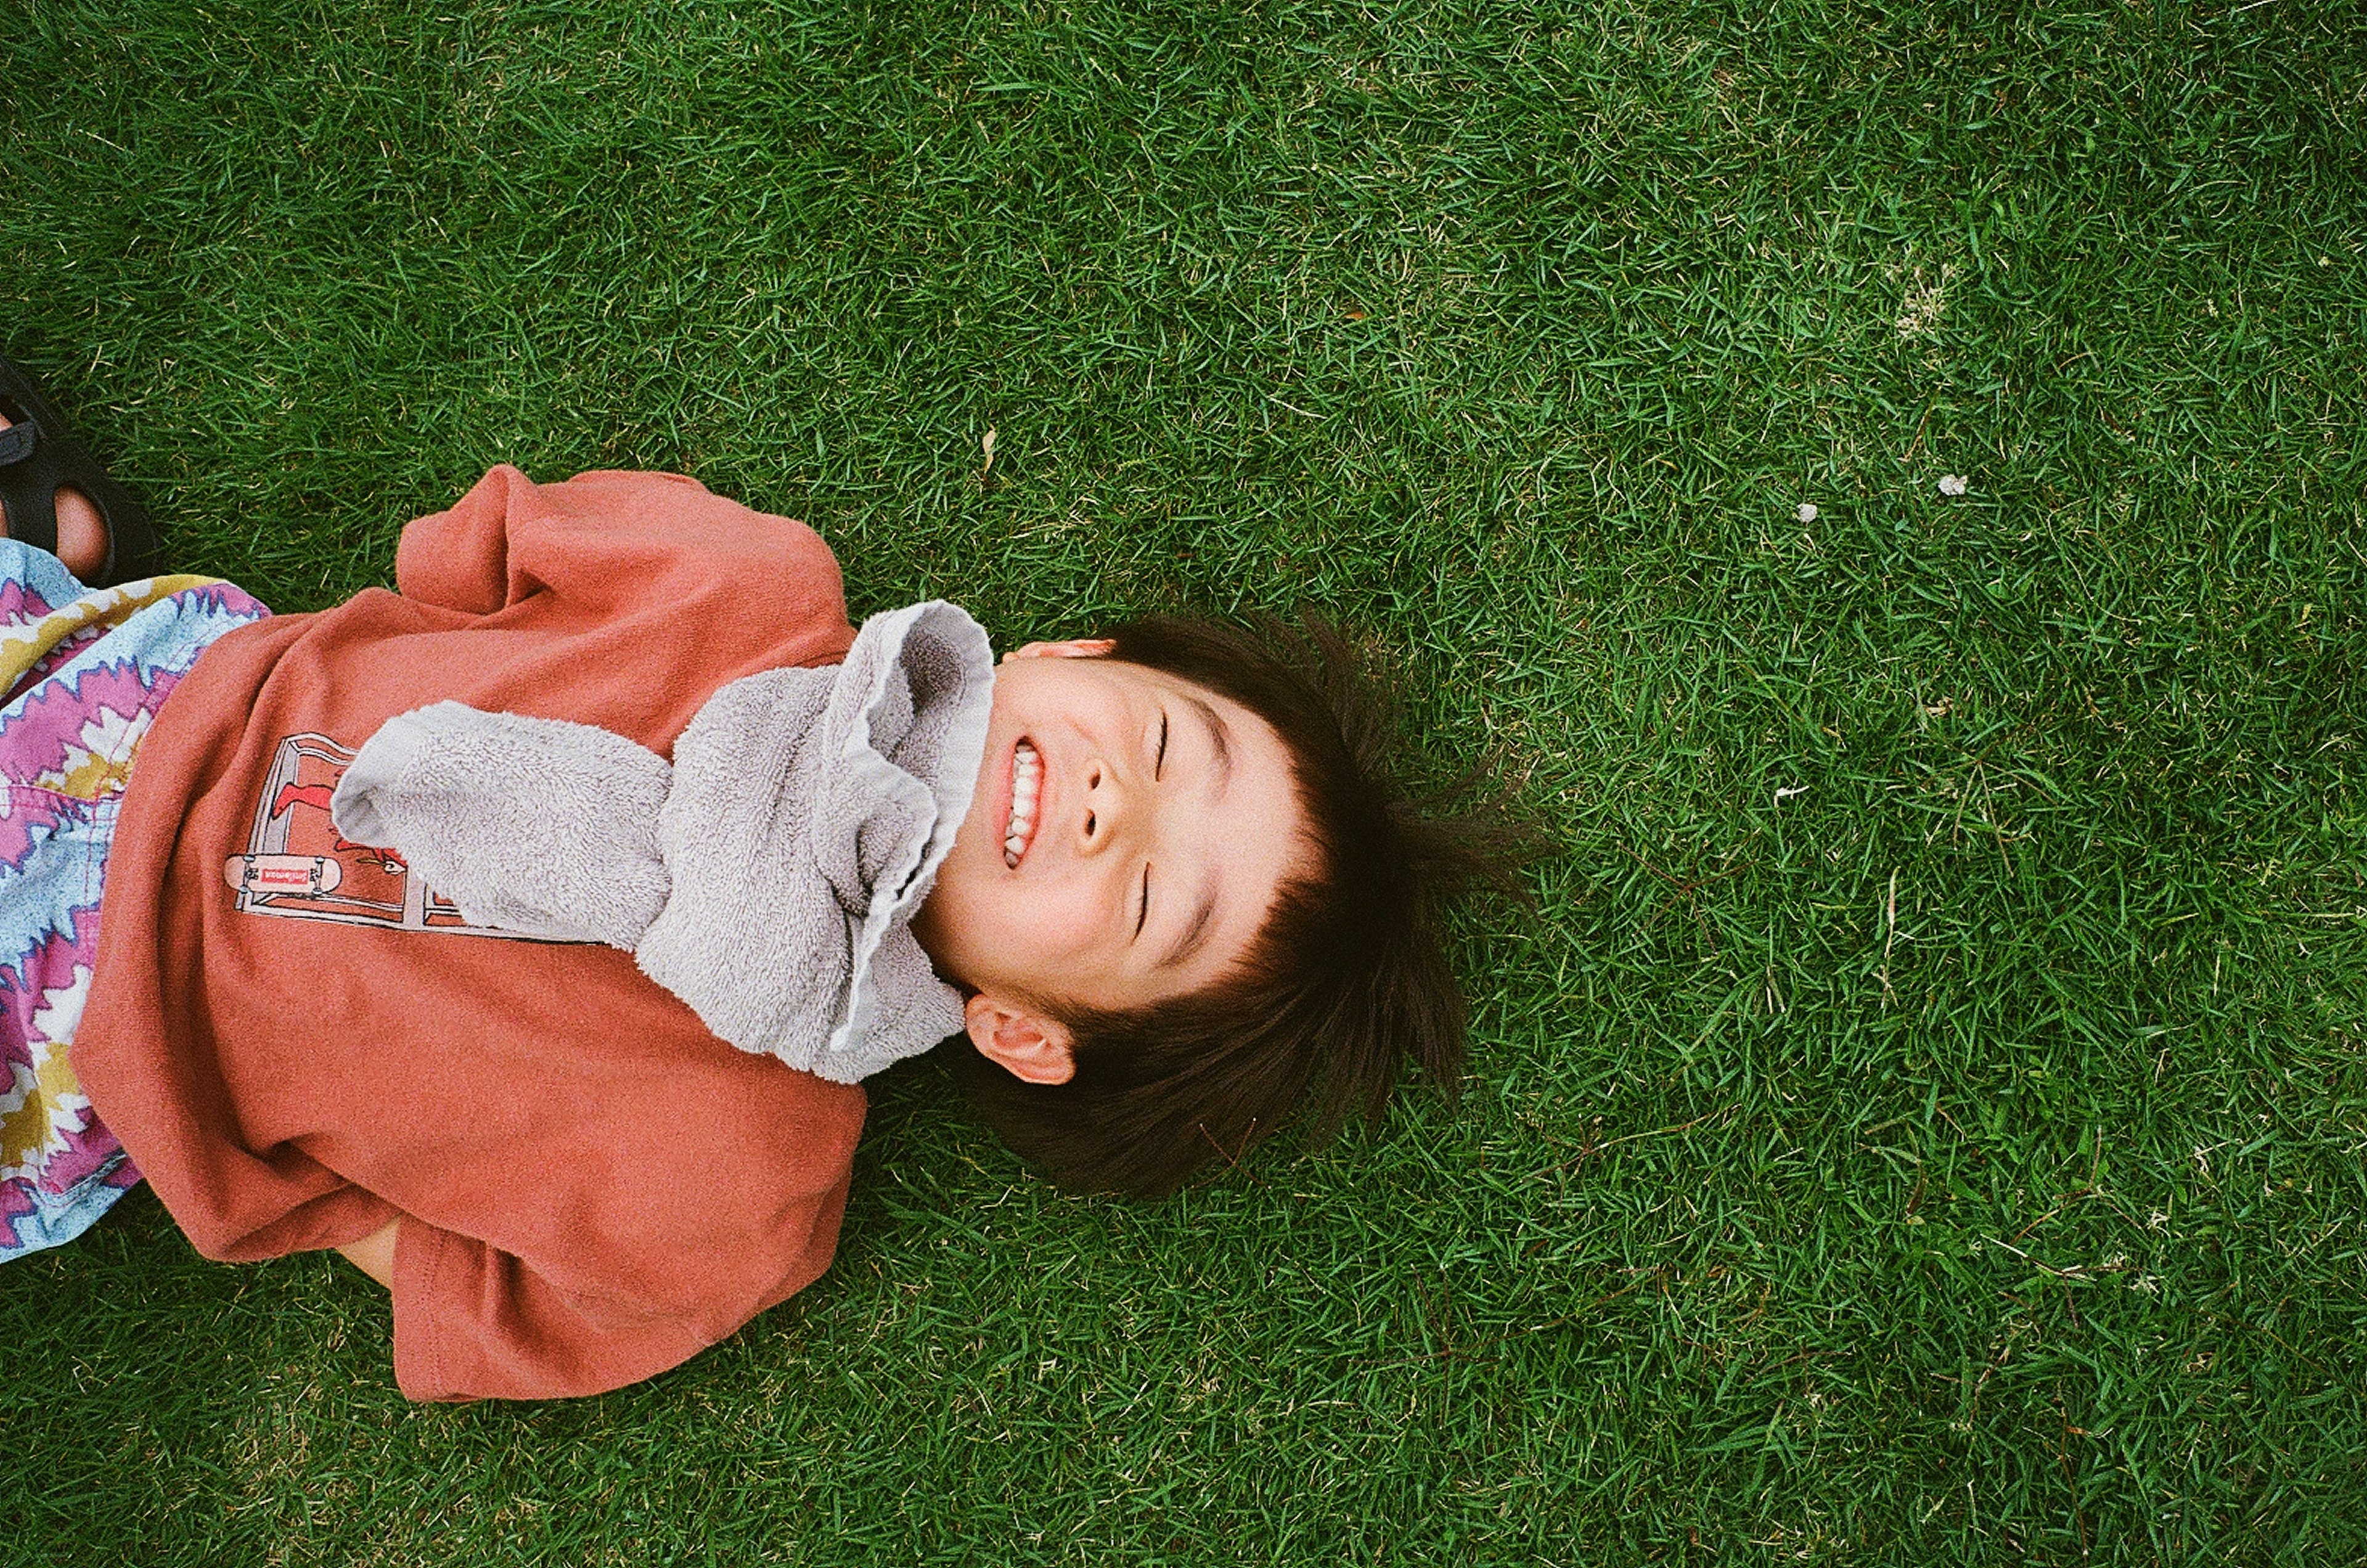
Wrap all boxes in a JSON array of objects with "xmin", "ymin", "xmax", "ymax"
[
  {"xmin": 0, "ymin": 658, "xmax": 181, "ymax": 786},
  {"xmin": 0, "ymin": 915, "xmax": 123, "ymax": 1196},
  {"xmin": 190, "ymin": 581, "xmax": 269, "ymax": 618},
  {"xmin": 0, "ymin": 579, "xmax": 55, "ymax": 628},
  {"xmin": 10, "ymin": 621, "xmax": 111, "ymax": 698},
  {"xmin": 0, "ymin": 658, "xmax": 174, "ymax": 875},
  {"xmin": 0, "ymin": 1179, "xmax": 35, "ymax": 1240},
  {"xmin": 0, "ymin": 581, "xmax": 259, "ymax": 1251},
  {"xmin": 1, "ymin": 910, "xmax": 96, "ymax": 1061}
]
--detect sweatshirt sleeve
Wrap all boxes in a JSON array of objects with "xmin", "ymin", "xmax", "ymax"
[
  {"xmin": 390, "ymin": 465, "xmax": 533, "ymax": 616},
  {"xmin": 393, "ymin": 465, "xmax": 847, "ymax": 629},
  {"xmin": 388, "ymin": 1158, "xmax": 854, "ymax": 1402}
]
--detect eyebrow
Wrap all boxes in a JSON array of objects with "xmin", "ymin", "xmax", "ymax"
[
  {"xmin": 1157, "ymin": 699, "xmax": 1232, "ymax": 973},
  {"xmin": 1160, "ymin": 876, "xmax": 1220, "ymax": 974},
  {"xmin": 1190, "ymin": 695, "xmax": 1232, "ymax": 794}
]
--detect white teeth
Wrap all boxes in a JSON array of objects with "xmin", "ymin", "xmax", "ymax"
[{"xmin": 1005, "ymin": 740, "xmax": 1042, "ymax": 868}]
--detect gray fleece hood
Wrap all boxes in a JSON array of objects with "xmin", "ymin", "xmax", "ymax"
[{"xmin": 328, "ymin": 601, "xmax": 994, "ymax": 1084}]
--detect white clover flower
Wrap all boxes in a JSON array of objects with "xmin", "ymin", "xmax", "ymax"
[
  {"xmin": 1938, "ymin": 474, "xmax": 1968, "ymax": 496},
  {"xmin": 1796, "ymin": 502, "xmax": 1818, "ymax": 523}
]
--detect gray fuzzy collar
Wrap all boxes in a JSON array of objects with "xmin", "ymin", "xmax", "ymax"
[{"xmin": 329, "ymin": 602, "xmax": 994, "ymax": 1084}]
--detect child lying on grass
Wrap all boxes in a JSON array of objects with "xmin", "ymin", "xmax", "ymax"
[{"xmin": 0, "ymin": 356, "xmax": 1503, "ymax": 1400}]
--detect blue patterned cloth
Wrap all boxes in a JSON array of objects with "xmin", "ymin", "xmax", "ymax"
[{"xmin": 0, "ymin": 541, "xmax": 269, "ymax": 1259}]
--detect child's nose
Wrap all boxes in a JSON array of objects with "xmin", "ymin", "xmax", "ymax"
[{"xmin": 1076, "ymin": 759, "xmax": 1135, "ymax": 853}]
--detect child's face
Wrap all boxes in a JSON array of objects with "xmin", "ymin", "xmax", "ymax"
[{"xmin": 912, "ymin": 640, "xmax": 1308, "ymax": 1084}]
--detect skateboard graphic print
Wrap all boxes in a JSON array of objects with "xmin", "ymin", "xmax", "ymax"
[{"xmin": 223, "ymin": 732, "xmax": 575, "ymax": 941}]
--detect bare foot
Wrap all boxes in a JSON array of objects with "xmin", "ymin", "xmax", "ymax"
[{"xmin": 0, "ymin": 408, "xmax": 112, "ymax": 580}]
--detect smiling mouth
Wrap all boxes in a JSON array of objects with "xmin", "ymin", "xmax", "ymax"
[{"xmin": 1003, "ymin": 738, "xmax": 1042, "ymax": 868}]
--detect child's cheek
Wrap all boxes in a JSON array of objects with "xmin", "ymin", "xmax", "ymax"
[{"xmin": 1029, "ymin": 880, "xmax": 1105, "ymax": 963}]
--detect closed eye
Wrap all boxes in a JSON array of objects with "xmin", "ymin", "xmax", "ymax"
[
  {"xmin": 1134, "ymin": 862, "xmax": 1150, "ymax": 938},
  {"xmin": 1155, "ymin": 710, "xmax": 1169, "ymax": 779}
]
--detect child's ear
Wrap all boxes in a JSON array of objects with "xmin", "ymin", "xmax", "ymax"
[
  {"xmin": 963, "ymin": 994, "xmax": 1077, "ymax": 1085},
  {"xmin": 1002, "ymin": 638, "xmax": 1114, "ymax": 664}
]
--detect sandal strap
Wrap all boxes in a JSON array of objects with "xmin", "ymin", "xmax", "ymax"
[
  {"xmin": 0, "ymin": 354, "xmax": 162, "ymax": 582},
  {"xmin": 0, "ymin": 410, "xmax": 59, "ymax": 555}
]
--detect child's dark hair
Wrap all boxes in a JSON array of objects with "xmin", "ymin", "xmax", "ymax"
[{"xmin": 953, "ymin": 615, "xmax": 1523, "ymax": 1198}]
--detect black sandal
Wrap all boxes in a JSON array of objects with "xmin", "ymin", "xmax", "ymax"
[{"xmin": 0, "ymin": 352, "xmax": 164, "ymax": 586}]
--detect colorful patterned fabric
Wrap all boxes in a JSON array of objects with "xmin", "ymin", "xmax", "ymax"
[{"xmin": 0, "ymin": 541, "xmax": 269, "ymax": 1259}]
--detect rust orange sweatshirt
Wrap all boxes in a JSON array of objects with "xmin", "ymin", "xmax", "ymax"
[{"xmin": 74, "ymin": 467, "xmax": 869, "ymax": 1400}]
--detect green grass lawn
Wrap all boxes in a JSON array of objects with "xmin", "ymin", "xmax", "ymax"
[{"xmin": 6, "ymin": 0, "xmax": 2364, "ymax": 1561}]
